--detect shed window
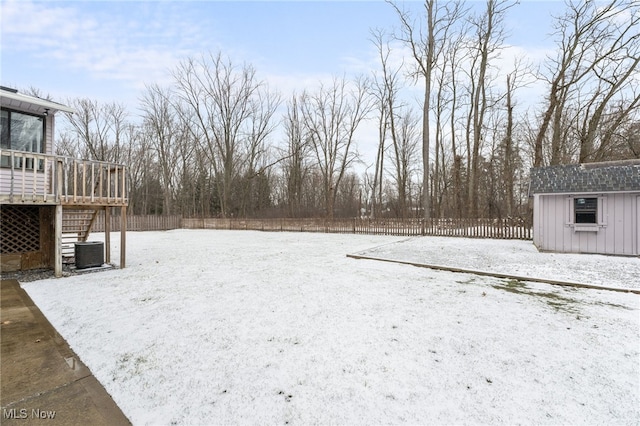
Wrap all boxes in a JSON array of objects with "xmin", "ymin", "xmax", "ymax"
[{"xmin": 575, "ymin": 197, "xmax": 597, "ymax": 224}]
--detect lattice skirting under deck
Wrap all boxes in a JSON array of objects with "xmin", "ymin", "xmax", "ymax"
[{"xmin": 1, "ymin": 205, "xmax": 41, "ymax": 254}]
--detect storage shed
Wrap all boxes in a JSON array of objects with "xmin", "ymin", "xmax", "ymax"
[{"xmin": 529, "ymin": 160, "xmax": 640, "ymax": 256}]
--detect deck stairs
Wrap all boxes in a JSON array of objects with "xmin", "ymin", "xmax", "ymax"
[{"xmin": 61, "ymin": 208, "xmax": 99, "ymax": 260}]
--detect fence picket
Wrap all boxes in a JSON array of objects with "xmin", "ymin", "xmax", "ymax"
[{"xmin": 94, "ymin": 215, "xmax": 532, "ymax": 240}]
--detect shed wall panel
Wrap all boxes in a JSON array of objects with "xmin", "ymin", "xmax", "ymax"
[
  {"xmin": 536, "ymin": 193, "xmax": 638, "ymax": 255},
  {"xmin": 611, "ymin": 195, "xmax": 629, "ymax": 253},
  {"xmin": 553, "ymin": 196, "xmax": 566, "ymax": 251},
  {"xmin": 637, "ymin": 196, "xmax": 640, "ymax": 255},
  {"xmin": 533, "ymin": 194, "xmax": 541, "ymax": 247}
]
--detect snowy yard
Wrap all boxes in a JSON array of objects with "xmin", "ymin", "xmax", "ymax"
[
  {"xmin": 22, "ymin": 230, "xmax": 639, "ymax": 425},
  {"xmin": 355, "ymin": 235, "xmax": 640, "ymax": 291}
]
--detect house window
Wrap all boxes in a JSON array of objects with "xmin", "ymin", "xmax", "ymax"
[
  {"xmin": 1, "ymin": 108, "xmax": 45, "ymax": 169},
  {"xmin": 575, "ymin": 197, "xmax": 597, "ymax": 224}
]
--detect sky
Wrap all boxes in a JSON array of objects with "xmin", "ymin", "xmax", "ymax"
[
  {"xmin": 0, "ymin": 0, "xmax": 568, "ymax": 164},
  {"xmin": 0, "ymin": 0, "xmax": 566, "ymax": 104}
]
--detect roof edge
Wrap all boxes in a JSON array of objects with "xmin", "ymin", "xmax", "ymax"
[
  {"xmin": 0, "ymin": 89, "xmax": 75, "ymax": 114},
  {"xmin": 532, "ymin": 190, "xmax": 640, "ymax": 196},
  {"xmin": 581, "ymin": 159, "xmax": 640, "ymax": 169}
]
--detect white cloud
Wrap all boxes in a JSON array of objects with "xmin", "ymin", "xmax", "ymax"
[
  {"xmin": 1, "ymin": 0, "xmax": 209, "ymax": 92},
  {"xmin": 1, "ymin": 0, "xmax": 86, "ymax": 40}
]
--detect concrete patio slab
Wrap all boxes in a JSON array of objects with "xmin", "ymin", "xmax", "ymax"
[{"xmin": 1, "ymin": 279, "xmax": 130, "ymax": 425}]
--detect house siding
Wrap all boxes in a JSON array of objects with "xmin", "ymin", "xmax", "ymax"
[
  {"xmin": 0, "ymin": 112, "xmax": 54, "ymax": 202},
  {"xmin": 0, "ymin": 169, "xmax": 49, "ymax": 199},
  {"xmin": 533, "ymin": 192, "xmax": 639, "ymax": 256},
  {"xmin": 45, "ymin": 114, "xmax": 53, "ymax": 156}
]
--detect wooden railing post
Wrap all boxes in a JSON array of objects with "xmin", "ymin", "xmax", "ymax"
[
  {"xmin": 73, "ymin": 160, "xmax": 78, "ymax": 203},
  {"xmin": 43, "ymin": 156, "xmax": 48, "ymax": 202},
  {"xmin": 54, "ymin": 204, "xmax": 62, "ymax": 278},
  {"xmin": 98, "ymin": 163, "xmax": 103, "ymax": 203},
  {"xmin": 31, "ymin": 154, "xmax": 37, "ymax": 201},
  {"xmin": 9, "ymin": 151, "xmax": 15, "ymax": 203},
  {"xmin": 122, "ymin": 166, "xmax": 126, "ymax": 204},
  {"xmin": 107, "ymin": 166, "xmax": 111, "ymax": 202},
  {"xmin": 56, "ymin": 159, "xmax": 63, "ymax": 203},
  {"xmin": 21, "ymin": 153, "xmax": 26, "ymax": 202},
  {"xmin": 82, "ymin": 161, "xmax": 87, "ymax": 202},
  {"xmin": 114, "ymin": 166, "xmax": 118, "ymax": 202},
  {"xmin": 91, "ymin": 162, "xmax": 95, "ymax": 203}
]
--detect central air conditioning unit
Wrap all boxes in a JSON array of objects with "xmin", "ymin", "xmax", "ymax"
[{"xmin": 75, "ymin": 241, "xmax": 104, "ymax": 269}]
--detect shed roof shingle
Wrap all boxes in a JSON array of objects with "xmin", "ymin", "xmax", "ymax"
[{"xmin": 529, "ymin": 160, "xmax": 640, "ymax": 195}]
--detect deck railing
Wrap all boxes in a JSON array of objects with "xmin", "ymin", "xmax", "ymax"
[{"xmin": 0, "ymin": 149, "xmax": 128, "ymax": 206}]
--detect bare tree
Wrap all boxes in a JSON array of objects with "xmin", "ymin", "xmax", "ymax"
[
  {"xmin": 300, "ymin": 76, "xmax": 372, "ymax": 219},
  {"xmin": 503, "ymin": 72, "xmax": 516, "ymax": 216},
  {"xmin": 282, "ymin": 94, "xmax": 311, "ymax": 217},
  {"xmin": 388, "ymin": 109, "xmax": 421, "ymax": 218},
  {"xmin": 464, "ymin": 0, "xmax": 514, "ymax": 217},
  {"xmin": 572, "ymin": 1, "xmax": 640, "ymax": 164},
  {"xmin": 335, "ymin": 172, "xmax": 361, "ymax": 217},
  {"xmin": 120, "ymin": 124, "xmax": 150, "ymax": 215},
  {"xmin": 63, "ymin": 98, "xmax": 129, "ymax": 163},
  {"xmin": 389, "ymin": 0, "xmax": 466, "ymax": 219},
  {"xmin": 622, "ymin": 121, "xmax": 640, "ymax": 159},
  {"xmin": 172, "ymin": 51, "xmax": 278, "ymax": 217},
  {"xmin": 500, "ymin": 60, "xmax": 533, "ymax": 217},
  {"xmin": 237, "ymin": 86, "xmax": 281, "ymax": 216},
  {"xmin": 140, "ymin": 83, "xmax": 188, "ymax": 215},
  {"xmin": 370, "ymin": 28, "xmax": 406, "ymax": 218},
  {"xmin": 444, "ymin": 27, "xmax": 469, "ymax": 219},
  {"xmin": 23, "ymin": 86, "xmax": 53, "ymax": 101},
  {"xmin": 534, "ymin": 0, "xmax": 640, "ymax": 166}
]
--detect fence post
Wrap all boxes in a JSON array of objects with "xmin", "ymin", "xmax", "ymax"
[
  {"xmin": 120, "ymin": 206, "xmax": 127, "ymax": 269},
  {"xmin": 105, "ymin": 207, "xmax": 111, "ymax": 264}
]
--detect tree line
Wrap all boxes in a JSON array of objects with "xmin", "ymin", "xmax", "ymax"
[{"xmin": 52, "ymin": 0, "xmax": 639, "ymax": 219}]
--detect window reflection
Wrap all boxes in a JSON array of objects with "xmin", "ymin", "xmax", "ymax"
[{"xmin": 0, "ymin": 109, "xmax": 45, "ymax": 170}]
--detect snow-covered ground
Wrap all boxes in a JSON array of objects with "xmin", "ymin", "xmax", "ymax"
[
  {"xmin": 22, "ymin": 230, "xmax": 640, "ymax": 425},
  {"xmin": 355, "ymin": 235, "xmax": 640, "ymax": 291}
]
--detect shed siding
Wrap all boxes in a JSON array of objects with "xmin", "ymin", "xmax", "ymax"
[
  {"xmin": 637, "ymin": 196, "xmax": 640, "ymax": 255},
  {"xmin": 534, "ymin": 193, "xmax": 638, "ymax": 255},
  {"xmin": 533, "ymin": 194, "xmax": 541, "ymax": 247}
]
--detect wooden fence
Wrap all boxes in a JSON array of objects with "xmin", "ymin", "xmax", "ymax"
[
  {"xmin": 92, "ymin": 214, "xmax": 182, "ymax": 232},
  {"xmin": 181, "ymin": 217, "xmax": 532, "ymax": 240},
  {"xmin": 90, "ymin": 215, "xmax": 531, "ymax": 240}
]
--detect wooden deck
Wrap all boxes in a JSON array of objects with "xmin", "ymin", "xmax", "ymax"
[
  {"xmin": 0, "ymin": 149, "xmax": 128, "ymax": 207},
  {"xmin": 1, "ymin": 149, "xmax": 128, "ymax": 276}
]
